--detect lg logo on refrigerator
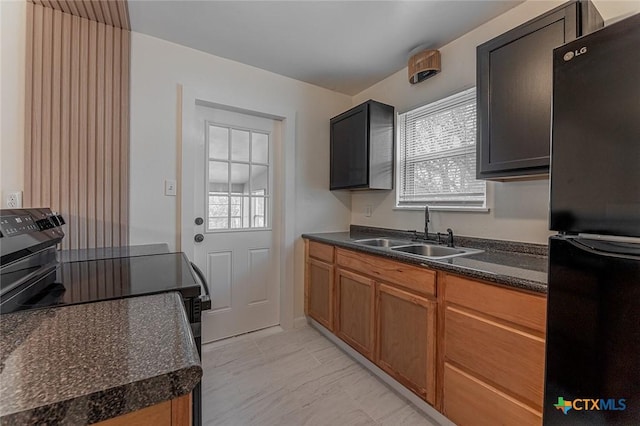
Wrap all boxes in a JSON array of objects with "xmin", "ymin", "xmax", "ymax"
[{"xmin": 564, "ymin": 47, "xmax": 588, "ymax": 61}]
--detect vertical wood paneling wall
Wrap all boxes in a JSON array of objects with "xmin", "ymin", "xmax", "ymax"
[
  {"xmin": 31, "ymin": 0, "xmax": 131, "ymax": 29},
  {"xmin": 25, "ymin": 2, "xmax": 130, "ymax": 250}
]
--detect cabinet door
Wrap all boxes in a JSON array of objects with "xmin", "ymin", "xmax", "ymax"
[
  {"xmin": 376, "ymin": 283, "xmax": 436, "ymax": 405},
  {"xmin": 477, "ymin": 5, "xmax": 577, "ymax": 179},
  {"xmin": 335, "ymin": 268, "xmax": 375, "ymax": 359},
  {"xmin": 306, "ymin": 258, "xmax": 334, "ymax": 330},
  {"xmin": 330, "ymin": 103, "xmax": 369, "ymax": 189}
]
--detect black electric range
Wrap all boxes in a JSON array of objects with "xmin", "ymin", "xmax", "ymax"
[
  {"xmin": 33, "ymin": 252, "xmax": 202, "ymax": 310},
  {"xmin": 0, "ymin": 208, "xmax": 210, "ymax": 426}
]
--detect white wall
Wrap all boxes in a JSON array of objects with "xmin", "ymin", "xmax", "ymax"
[
  {"xmin": 129, "ymin": 33, "xmax": 351, "ymax": 318},
  {"xmin": 0, "ymin": 0, "xmax": 26, "ymax": 206},
  {"xmin": 595, "ymin": 0, "xmax": 640, "ymax": 24},
  {"xmin": 350, "ymin": 0, "xmax": 639, "ymax": 244}
]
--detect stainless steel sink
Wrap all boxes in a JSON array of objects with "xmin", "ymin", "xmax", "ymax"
[
  {"xmin": 353, "ymin": 238, "xmax": 412, "ymax": 248},
  {"xmin": 391, "ymin": 244, "xmax": 483, "ymax": 259},
  {"xmin": 353, "ymin": 237, "xmax": 483, "ymax": 260}
]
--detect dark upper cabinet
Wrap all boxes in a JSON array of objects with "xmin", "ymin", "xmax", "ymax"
[
  {"xmin": 476, "ymin": 0, "xmax": 602, "ymax": 180},
  {"xmin": 330, "ymin": 100, "xmax": 394, "ymax": 190}
]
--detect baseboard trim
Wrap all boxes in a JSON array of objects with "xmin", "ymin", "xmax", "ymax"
[
  {"xmin": 293, "ymin": 316, "xmax": 308, "ymax": 329},
  {"xmin": 308, "ymin": 318, "xmax": 455, "ymax": 426}
]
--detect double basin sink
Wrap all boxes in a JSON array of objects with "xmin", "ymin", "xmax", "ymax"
[{"xmin": 353, "ymin": 237, "xmax": 483, "ymax": 260}]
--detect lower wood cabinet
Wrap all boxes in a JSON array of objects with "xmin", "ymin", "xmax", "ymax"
[
  {"xmin": 303, "ymin": 239, "xmax": 548, "ymax": 425},
  {"xmin": 306, "ymin": 258, "xmax": 334, "ymax": 330},
  {"xmin": 305, "ymin": 240, "xmax": 335, "ymax": 331},
  {"xmin": 376, "ymin": 283, "xmax": 437, "ymax": 405},
  {"xmin": 441, "ymin": 274, "xmax": 546, "ymax": 426},
  {"xmin": 335, "ymin": 268, "xmax": 375, "ymax": 359},
  {"xmin": 95, "ymin": 393, "xmax": 192, "ymax": 426},
  {"xmin": 333, "ymin": 246, "xmax": 437, "ymax": 401}
]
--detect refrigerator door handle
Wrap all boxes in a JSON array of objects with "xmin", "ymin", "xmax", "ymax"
[
  {"xmin": 569, "ymin": 237, "xmax": 640, "ymax": 261},
  {"xmin": 578, "ymin": 233, "xmax": 640, "ymax": 245}
]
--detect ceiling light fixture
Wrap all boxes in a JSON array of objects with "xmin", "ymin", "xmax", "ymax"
[{"xmin": 408, "ymin": 49, "xmax": 441, "ymax": 85}]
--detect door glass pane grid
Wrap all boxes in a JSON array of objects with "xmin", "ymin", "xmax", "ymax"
[
  {"xmin": 209, "ymin": 126, "xmax": 229, "ymax": 160},
  {"xmin": 231, "ymin": 129, "xmax": 250, "ymax": 162},
  {"xmin": 206, "ymin": 124, "xmax": 270, "ymax": 231},
  {"xmin": 252, "ymin": 132, "xmax": 269, "ymax": 165},
  {"xmin": 208, "ymin": 194, "xmax": 228, "ymax": 229},
  {"xmin": 251, "ymin": 190, "xmax": 266, "ymax": 228}
]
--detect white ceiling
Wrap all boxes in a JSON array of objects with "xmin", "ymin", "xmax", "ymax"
[{"xmin": 128, "ymin": 1, "xmax": 524, "ymax": 95}]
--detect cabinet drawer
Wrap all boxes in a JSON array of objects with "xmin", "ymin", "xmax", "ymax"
[
  {"xmin": 444, "ymin": 274, "xmax": 546, "ymax": 333},
  {"xmin": 336, "ymin": 248, "xmax": 435, "ymax": 297},
  {"xmin": 444, "ymin": 363, "xmax": 541, "ymax": 426},
  {"xmin": 308, "ymin": 241, "xmax": 334, "ymax": 263},
  {"xmin": 445, "ymin": 306, "xmax": 545, "ymax": 410}
]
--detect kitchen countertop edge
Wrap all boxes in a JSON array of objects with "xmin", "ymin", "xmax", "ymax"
[
  {"xmin": 1, "ymin": 364, "xmax": 202, "ymax": 425},
  {"xmin": 0, "ymin": 292, "xmax": 203, "ymax": 425}
]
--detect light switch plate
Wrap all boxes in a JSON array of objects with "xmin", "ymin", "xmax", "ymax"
[
  {"xmin": 365, "ymin": 205, "xmax": 373, "ymax": 217},
  {"xmin": 164, "ymin": 179, "xmax": 177, "ymax": 196}
]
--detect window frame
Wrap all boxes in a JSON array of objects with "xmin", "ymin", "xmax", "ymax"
[{"xmin": 394, "ymin": 87, "xmax": 488, "ymax": 212}]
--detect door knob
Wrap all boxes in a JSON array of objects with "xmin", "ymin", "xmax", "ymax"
[
  {"xmin": 195, "ymin": 217, "xmax": 204, "ymax": 225},
  {"xmin": 194, "ymin": 234, "xmax": 204, "ymax": 243}
]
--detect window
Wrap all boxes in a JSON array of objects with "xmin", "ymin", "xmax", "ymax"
[
  {"xmin": 397, "ymin": 87, "xmax": 486, "ymax": 209},
  {"xmin": 206, "ymin": 125, "xmax": 270, "ymax": 231}
]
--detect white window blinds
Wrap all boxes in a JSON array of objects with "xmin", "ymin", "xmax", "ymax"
[{"xmin": 397, "ymin": 87, "xmax": 486, "ymax": 208}]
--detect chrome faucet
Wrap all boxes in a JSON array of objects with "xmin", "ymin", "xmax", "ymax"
[{"xmin": 424, "ymin": 205, "xmax": 430, "ymax": 241}]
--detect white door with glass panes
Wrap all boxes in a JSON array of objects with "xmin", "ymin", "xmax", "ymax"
[{"xmin": 193, "ymin": 105, "xmax": 280, "ymax": 343}]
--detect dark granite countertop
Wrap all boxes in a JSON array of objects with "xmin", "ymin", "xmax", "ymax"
[
  {"xmin": 302, "ymin": 226, "xmax": 548, "ymax": 294},
  {"xmin": 0, "ymin": 292, "xmax": 202, "ymax": 425}
]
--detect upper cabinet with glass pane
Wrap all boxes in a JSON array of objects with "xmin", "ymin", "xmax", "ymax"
[{"xmin": 329, "ymin": 100, "xmax": 395, "ymax": 190}]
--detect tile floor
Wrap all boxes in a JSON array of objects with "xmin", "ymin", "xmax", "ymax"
[{"xmin": 201, "ymin": 324, "xmax": 439, "ymax": 426}]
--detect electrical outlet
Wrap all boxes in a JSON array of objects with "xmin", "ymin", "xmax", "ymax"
[
  {"xmin": 365, "ymin": 205, "xmax": 373, "ymax": 217},
  {"xmin": 6, "ymin": 191, "xmax": 23, "ymax": 208},
  {"xmin": 164, "ymin": 179, "xmax": 177, "ymax": 196}
]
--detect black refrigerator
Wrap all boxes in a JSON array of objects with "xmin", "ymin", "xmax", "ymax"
[{"xmin": 544, "ymin": 13, "xmax": 640, "ymax": 425}]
